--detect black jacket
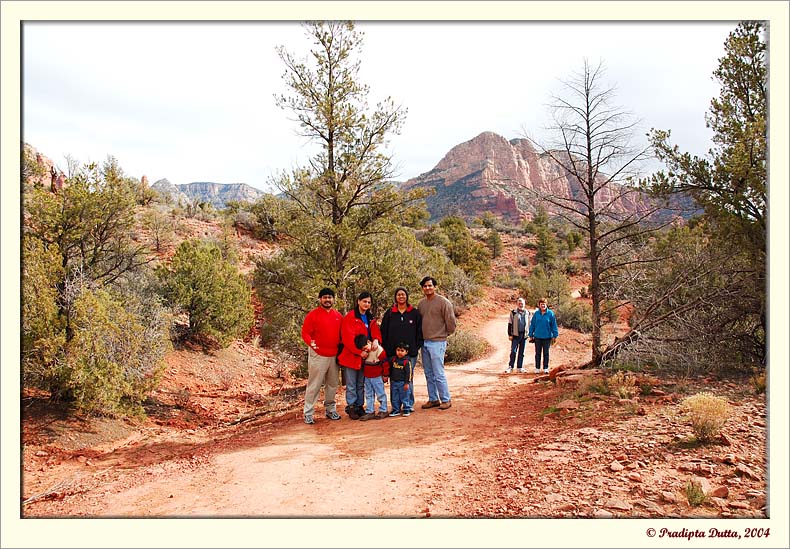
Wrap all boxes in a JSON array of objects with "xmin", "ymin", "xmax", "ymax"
[
  {"xmin": 389, "ymin": 356, "xmax": 413, "ymax": 383},
  {"xmin": 380, "ymin": 304, "xmax": 423, "ymax": 358}
]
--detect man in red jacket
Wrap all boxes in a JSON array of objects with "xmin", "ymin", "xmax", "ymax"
[{"xmin": 300, "ymin": 288, "xmax": 343, "ymax": 424}]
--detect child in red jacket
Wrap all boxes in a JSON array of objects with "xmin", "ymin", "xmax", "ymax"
[{"xmin": 354, "ymin": 335, "xmax": 389, "ymax": 420}]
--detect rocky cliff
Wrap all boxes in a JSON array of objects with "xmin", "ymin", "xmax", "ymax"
[
  {"xmin": 152, "ymin": 180, "xmax": 264, "ymax": 209},
  {"xmin": 402, "ymin": 131, "xmax": 656, "ymax": 223}
]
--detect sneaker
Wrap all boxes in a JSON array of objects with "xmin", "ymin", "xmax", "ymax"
[
  {"xmin": 359, "ymin": 413, "xmax": 376, "ymax": 421},
  {"xmin": 438, "ymin": 401, "xmax": 452, "ymax": 410},
  {"xmin": 325, "ymin": 411, "xmax": 341, "ymax": 420},
  {"xmin": 534, "ymin": 368, "xmax": 541, "ymax": 374},
  {"xmin": 516, "ymin": 368, "xmax": 524, "ymax": 373},
  {"xmin": 421, "ymin": 400, "xmax": 440, "ymax": 409},
  {"xmin": 504, "ymin": 367, "xmax": 513, "ymax": 374},
  {"xmin": 543, "ymin": 369, "xmax": 550, "ymax": 375},
  {"xmin": 375, "ymin": 411, "xmax": 388, "ymax": 419},
  {"xmin": 304, "ymin": 416, "xmax": 315, "ymax": 424},
  {"xmin": 403, "ymin": 410, "xmax": 412, "ymax": 416},
  {"xmin": 389, "ymin": 410, "xmax": 401, "ymax": 417}
]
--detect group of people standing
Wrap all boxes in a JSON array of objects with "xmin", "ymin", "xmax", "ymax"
[
  {"xmin": 505, "ymin": 297, "xmax": 559, "ymax": 374},
  {"xmin": 300, "ymin": 276, "xmax": 456, "ymax": 424}
]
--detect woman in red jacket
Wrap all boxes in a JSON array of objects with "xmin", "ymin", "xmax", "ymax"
[{"xmin": 338, "ymin": 291, "xmax": 383, "ymax": 420}]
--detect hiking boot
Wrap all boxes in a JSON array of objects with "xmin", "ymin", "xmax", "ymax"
[
  {"xmin": 325, "ymin": 411, "xmax": 341, "ymax": 420},
  {"xmin": 359, "ymin": 413, "xmax": 376, "ymax": 421},
  {"xmin": 438, "ymin": 401, "xmax": 452, "ymax": 410},
  {"xmin": 347, "ymin": 409, "xmax": 360, "ymax": 420},
  {"xmin": 304, "ymin": 415, "xmax": 315, "ymax": 425},
  {"xmin": 375, "ymin": 411, "xmax": 388, "ymax": 419},
  {"xmin": 389, "ymin": 410, "xmax": 401, "ymax": 417},
  {"xmin": 421, "ymin": 400, "xmax": 440, "ymax": 409}
]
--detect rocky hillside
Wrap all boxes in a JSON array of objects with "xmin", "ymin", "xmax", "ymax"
[
  {"xmin": 402, "ymin": 131, "xmax": 660, "ymax": 223},
  {"xmin": 152, "ymin": 180, "xmax": 265, "ymax": 209}
]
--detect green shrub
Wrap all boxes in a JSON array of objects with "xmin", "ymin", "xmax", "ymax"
[
  {"xmin": 445, "ymin": 329, "xmax": 490, "ymax": 363},
  {"xmin": 493, "ymin": 269, "xmax": 524, "ymax": 289},
  {"xmin": 67, "ymin": 288, "xmax": 169, "ymax": 416},
  {"xmin": 574, "ymin": 375, "xmax": 611, "ymax": 397},
  {"xmin": 159, "ymin": 239, "xmax": 254, "ymax": 346},
  {"xmin": 557, "ymin": 300, "xmax": 593, "ymax": 333},
  {"xmin": 680, "ymin": 392, "xmax": 731, "ymax": 442}
]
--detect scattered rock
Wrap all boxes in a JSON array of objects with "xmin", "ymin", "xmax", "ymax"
[
  {"xmin": 728, "ymin": 501, "xmax": 750, "ymax": 510},
  {"xmin": 556, "ymin": 399, "xmax": 579, "ymax": 410},
  {"xmin": 722, "ymin": 453, "xmax": 737, "ymax": 464},
  {"xmin": 634, "ymin": 499, "xmax": 664, "ymax": 514},
  {"xmin": 557, "ymin": 503, "xmax": 576, "ymax": 512},
  {"xmin": 710, "ymin": 497, "xmax": 728, "ymax": 509},
  {"xmin": 35, "ymin": 451, "xmax": 48, "ymax": 457},
  {"xmin": 627, "ymin": 472, "xmax": 642, "ymax": 482},
  {"xmin": 735, "ymin": 464, "xmax": 760, "ymax": 480},
  {"xmin": 614, "ymin": 453, "xmax": 628, "ymax": 462},
  {"xmin": 604, "ymin": 498, "xmax": 633, "ymax": 511},
  {"xmin": 710, "ymin": 486, "xmax": 728, "ymax": 498},
  {"xmin": 610, "ymin": 461, "xmax": 624, "ymax": 472},
  {"xmin": 545, "ymin": 493, "xmax": 564, "ymax": 503},
  {"xmin": 719, "ymin": 432, "xmax": 733, "ymax": 446},
  {"xmin": 661, "ymin": 491, "xmax": 677, "ymax": 503},
  {"xmin": 692, "ymin": 476, "xmax": 712, "ymax": 495},
  {"xmin": 592, "ymin": 509, "xmax": 614, "ymax": 518}
]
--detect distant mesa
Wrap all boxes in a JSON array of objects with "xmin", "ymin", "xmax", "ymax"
[{"xmin": 151, "ymin": 180, "xmax": 264, "ymax": 209}]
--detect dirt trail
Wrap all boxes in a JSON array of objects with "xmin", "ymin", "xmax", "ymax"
[{"xmin": 30, "ymin": 314, "xmax": 557, "ymax": 517}]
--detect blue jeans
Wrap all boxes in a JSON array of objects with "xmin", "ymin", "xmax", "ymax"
[
  {"xmin": 344, "ymin": 367, "xmax": 365, "ymax": 409},
  {"xmin": 421, "ymin": 340, "xmax": 451, "ymax": 403},
  {"xmin": 390, "ymin": 380, "xmax": 411, "ymax": 413},
  {"xmin": 364, "ymin": 376, "xmax": 387, "ymax": 414},
  {"xmin": 534, "ymin": 338, "xmax": 551, "ymax": 371},
  {"xmin": 406, "ymin": 356, "xmax": 417, "ymax": 411},
  {"xmin": 508, "ymin": 334, "xmax": 527, "ymax": 369}
]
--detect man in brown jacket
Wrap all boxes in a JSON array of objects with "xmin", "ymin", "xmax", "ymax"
[{"xmin": 417, "ymin": 276, "xmax": 457, "ymax": 410}]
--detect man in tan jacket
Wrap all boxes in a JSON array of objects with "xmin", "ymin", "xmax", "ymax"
[{"xmin": 417, "ymin": 276, "xmax": 457, "ymax": 410}]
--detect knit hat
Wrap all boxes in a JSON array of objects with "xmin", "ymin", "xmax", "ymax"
[{"xmin": 318, "ymin": 288, "xmax": 335, "ymax": 298}]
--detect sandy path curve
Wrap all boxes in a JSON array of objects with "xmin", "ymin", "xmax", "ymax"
[{"xmin": 49, "ymin": 314, "xmax": 561, "ymax": 517}]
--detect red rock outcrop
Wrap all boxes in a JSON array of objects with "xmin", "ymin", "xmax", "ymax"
[{"xmin": 402, "ymin": 131, "xmax": 652, "ymax": 223}]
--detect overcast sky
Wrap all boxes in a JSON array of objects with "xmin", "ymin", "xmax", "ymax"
[{"xmin": 23, "ymin": 21, "xmax": 735, "ymax": 191}]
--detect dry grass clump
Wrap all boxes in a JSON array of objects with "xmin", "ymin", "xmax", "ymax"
[
  {"xmin": 680, "ymin": 392, "xmax": 731, "ymax": 442},
  {"xmin": 749, "ymin": 371, "xmax": 766, "ymax": 394},
  {"xmin": 685, "ymin": 479, "xmax": 708, "ymax": 506},
  {"xmin": 445, "ymin": 329, "xmax": 491, "ymax": 363},
  {"xmin": 607, "ymin": 371, "xmax": 638, "ymax": 399}
]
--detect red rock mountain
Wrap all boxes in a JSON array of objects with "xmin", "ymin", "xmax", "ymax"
[{"xmin": 401, "ymin": 131, "xmax": 652, "ymax": 223}]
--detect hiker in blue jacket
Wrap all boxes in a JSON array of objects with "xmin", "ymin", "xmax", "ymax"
[{"xmin": 528, "ymin": 297, "xmax": 559, "ymax": 374}]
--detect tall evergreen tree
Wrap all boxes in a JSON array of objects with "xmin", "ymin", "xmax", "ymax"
[{"xmin": 254, "ymin": 22, "xmax": 438, "ymax": 352}]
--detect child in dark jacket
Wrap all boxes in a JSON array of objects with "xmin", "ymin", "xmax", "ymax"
[
  {"xmin": 354, "ymin": 335, "xmax": 389, "ymax": 420},
  {"xmin": 388, "ymin": 342, "xmax": 414, "ymax": 416}
]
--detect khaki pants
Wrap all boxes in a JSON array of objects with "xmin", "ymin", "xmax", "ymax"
[{"xmin": 303, "ymin": 348, "xmax": 339, "ymax": 418}]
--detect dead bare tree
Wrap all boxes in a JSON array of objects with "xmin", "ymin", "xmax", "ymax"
[{"xmin": 528, "ymin": 59, "xmax": 671, "ymax": 366}]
